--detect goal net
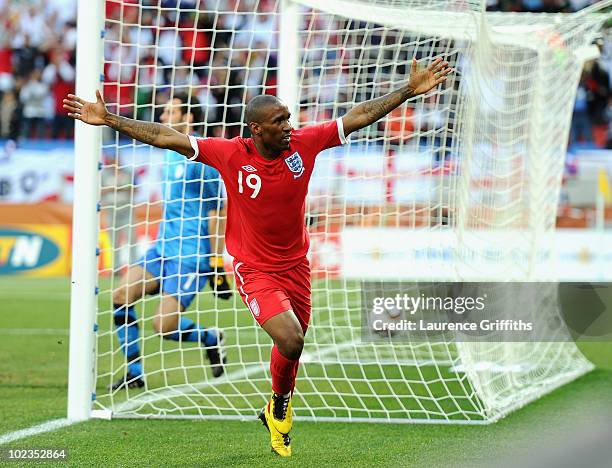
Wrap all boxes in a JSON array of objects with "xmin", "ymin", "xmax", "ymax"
[{"xmin": 87, "ymin": 0, "xmax": 609, "ymax": 423}]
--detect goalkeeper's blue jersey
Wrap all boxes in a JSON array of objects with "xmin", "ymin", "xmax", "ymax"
[{"xmin": 155, "ymin": 149, "xmax": 223, "ymax": 269}]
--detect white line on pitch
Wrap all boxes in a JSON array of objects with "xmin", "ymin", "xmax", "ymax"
[
  {"xmin": 0, "ymin": 328, "xmax": 70, "ymax": 336},
  {"xmin": 0, "ymin": 419, "xmax": 75, "ymax": 445},
  {"xmin": 0, "ymin": 292, "xmax": 70, "ymax": 299},
  {"xmin": 112, "ymin": 340, "xmax": 358, "ymax": 414},
  {"xmin": 0, "ymin": 327, "xmax": 269, "ymax": 339}
]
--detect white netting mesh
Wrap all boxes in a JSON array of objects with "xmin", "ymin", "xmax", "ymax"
[{"xmin": 92, "ymin": 0, "xmax": 608, "ymax": 423}]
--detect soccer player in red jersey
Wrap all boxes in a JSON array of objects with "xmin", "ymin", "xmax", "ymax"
[{"xmin": 64, "ymin": 57, "xmax": 452, "ymax": 457}]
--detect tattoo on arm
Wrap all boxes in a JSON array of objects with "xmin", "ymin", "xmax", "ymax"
[
  {"xmin": 358, "ymin": 85, "xmax": 416, "ymax": 126},
  {"xmin": 104, "ymin": 114, "xmax": 166, "ymax": 146}
]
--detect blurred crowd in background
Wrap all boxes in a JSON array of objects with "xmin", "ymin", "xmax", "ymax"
[
  {"xmin": 0, "ymin": 0, "xmax": 611, "ymax": 148},
  {"xmin": 0, "ymin": 0, "xmax": 77, "ymax": 141},
  {"xmin": 103, "ymin": 0, "xmax": 277, "ymax": 139}
]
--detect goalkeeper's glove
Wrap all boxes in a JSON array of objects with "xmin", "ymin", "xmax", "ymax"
[{"xmin": 208, "ymin": 256, "xmax": 232, "ymax": 300}]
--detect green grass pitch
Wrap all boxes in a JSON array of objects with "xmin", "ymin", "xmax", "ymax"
[{"xmin": 1, "ymin": 277, "xmax": 611, "ymax": 467}]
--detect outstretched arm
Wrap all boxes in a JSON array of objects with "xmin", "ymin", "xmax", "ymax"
[
  {"xmin": 341, "ymin": 57, "xmax": 452, "ymax": 136},
  {"xmin": 63, "ymin": 90, "xmax": 194, "ymax": 157}
]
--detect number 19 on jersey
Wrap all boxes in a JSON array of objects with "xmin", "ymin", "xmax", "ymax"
[{"xmin": 238, "ymin": 170, "xmax": 261, "ymax": 199}]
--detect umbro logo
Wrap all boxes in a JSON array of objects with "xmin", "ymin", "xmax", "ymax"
[{"xmin": 242, "ymin": 165, "xmax": 257, "ymax": 172}]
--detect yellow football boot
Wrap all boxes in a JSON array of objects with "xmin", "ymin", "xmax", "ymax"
[{"xmin": 258, "ymin": 393, "xmax": 293, "ymax": 457}]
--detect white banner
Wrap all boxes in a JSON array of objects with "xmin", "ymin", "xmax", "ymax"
[
  {"xmin": 0, "ymin": 143, "xmax": 168, "ymax": 204},
  {"xmin": 340, "ymin": 228, "xmax": 612, "ymax": 281},
  {"xmin": 0, "ymin": 148, "xmax": 68, "ymax": 202}
]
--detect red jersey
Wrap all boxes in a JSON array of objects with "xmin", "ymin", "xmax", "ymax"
[{"xmin": 189, "ymin": 119, "xmax": 347, "ymax": 272}]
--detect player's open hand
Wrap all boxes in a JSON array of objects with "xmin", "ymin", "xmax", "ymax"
[
  {"xmin": 63, "ymin": 90, "xmax": 108, "ymax": 126},
  {"xmin": 408, "ymin": 57, "xmax": 452, "ymax": 96}
]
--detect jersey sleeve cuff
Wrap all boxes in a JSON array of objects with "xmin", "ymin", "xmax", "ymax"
[
  {"xmin": 336, "ymin": 117, "xmax": 348, "ymax": 145},
  {"xmin": 187, "ymin": 135, "xmax": 199, "ymax": 161}
]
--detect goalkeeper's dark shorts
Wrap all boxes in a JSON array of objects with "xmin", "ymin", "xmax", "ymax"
[
  {"xmin": 138, "ymin": 246, "xmax": 211, "ymax": 309},
  {"xmin": 232, "ymin": 257, "xmax": 311, "ymax": 332}
]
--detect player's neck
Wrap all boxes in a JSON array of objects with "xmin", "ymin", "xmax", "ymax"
[{"xmin": 252, "ymin": 139, "xmax": 281, "ymax": 160}]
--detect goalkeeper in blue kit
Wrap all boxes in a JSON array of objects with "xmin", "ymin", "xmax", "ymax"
[{"xmin": 110, "ymin": 93, "xmax": 231, "ymax": 390}]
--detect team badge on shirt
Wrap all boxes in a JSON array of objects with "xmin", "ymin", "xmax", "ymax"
[{"xmin": 284, "ymin": 152, "xmax": 305, "ymax": 179}]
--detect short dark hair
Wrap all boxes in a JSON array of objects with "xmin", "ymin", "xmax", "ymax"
[
  {"xmin": 172, "ymin": 91, "xmax": 203, "ymax": 131},
  {"xmin": 244, "ymin": 94, "xmax": 283, "ymax": 124}
]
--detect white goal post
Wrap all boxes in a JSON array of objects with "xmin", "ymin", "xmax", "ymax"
[
  {"xmin": 67, "ymin": 0, "xmax": 104, "ymax": 421},
  {"xmin": 68, "ymin": 0, "xmax": 611, "ymax": 424}
]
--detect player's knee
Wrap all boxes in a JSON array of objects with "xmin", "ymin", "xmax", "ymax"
[
  {"xmin": 152, "ymin": 315, "xmax": 164, "ymax": 335},
  {"xmin": 152, "ymin": 315, "xmax": 176, "ymax": 336},
  {"xmin": 278, "ymin": 329, "xmax": 304, "ymax": 360},
  {"xmin": 112, "ymin": 286, "xmax": 133, "ymax": 306}
]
